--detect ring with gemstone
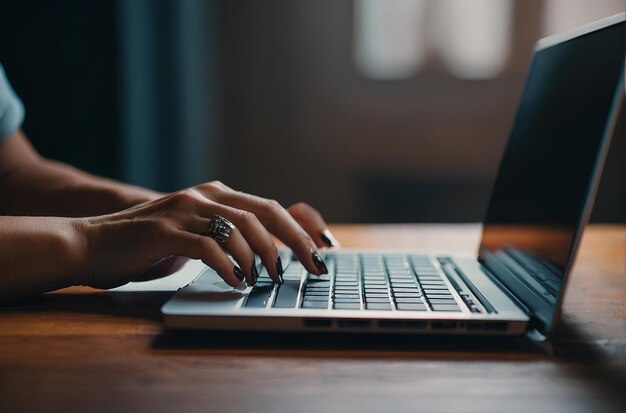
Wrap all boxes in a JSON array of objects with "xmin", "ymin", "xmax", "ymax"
[{"xmin": 206, "ymin": 215, "xmax": 235, "ymax": 245}]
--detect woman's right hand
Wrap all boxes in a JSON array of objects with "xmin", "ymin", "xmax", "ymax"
[{"xmin": 74, "ymin": 182, "xmax": 337, "ymax": 290}]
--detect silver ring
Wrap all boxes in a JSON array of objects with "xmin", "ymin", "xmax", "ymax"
[{"xmin": 206, "ymin": 215, "xmax": 235, "ymax": 245}]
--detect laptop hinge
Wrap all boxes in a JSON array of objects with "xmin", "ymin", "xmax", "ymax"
[
  {"xmin": 478, "ymin": 261, "xmax": 549, "ymax": 342},
  {"xmin": 478, "ymin": 250, "xmax": 555, "ymax": 336}
]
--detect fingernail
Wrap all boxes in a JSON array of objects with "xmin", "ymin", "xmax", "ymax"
[
  {"xmin": 235, "ymin": 280, "xmax": 248, "ymax": 291},
  {"xmin": 275, "ymin": 256, "xmax": 284, "ymax": 284},
  {"xmin": 311, "ymin": 251, "xmax": 328, "ymax": 274},
  {"xmin": 234, "ymin": 266, "xmax": 245, "ymax": 281},
  {"xmin": 320, "ymin": 229, "xmax": 339, "ymax": 247},
  {"xmin": 251, "ymin": 263, "xmax": 259, "ymax": 285}
]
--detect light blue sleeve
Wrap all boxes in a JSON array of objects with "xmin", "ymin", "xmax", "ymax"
[{"xmin": 0, "ymin": 64, "xmax": 25, "ymax": 142}]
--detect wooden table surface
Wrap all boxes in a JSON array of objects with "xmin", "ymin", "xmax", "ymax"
[{"xmin": 0, "ymin": 224, "xmax": 624, "ymax": 413}]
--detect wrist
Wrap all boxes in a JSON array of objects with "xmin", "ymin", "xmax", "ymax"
[
  {"xmin": 65, "ymin": 217, "xmax": 94, "ymax": 286},
  {"xmin": 115, "ymin": 187, "xmax": 164, "ymax": 210}
]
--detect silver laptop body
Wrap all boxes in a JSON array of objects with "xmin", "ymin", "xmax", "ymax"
[{"xmin": 162, "ymin": 14, "xmax": 625, "ymax": 341}]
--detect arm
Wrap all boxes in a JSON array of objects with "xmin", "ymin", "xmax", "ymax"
[
  {"xmin": 0, "ymin": 130, "xmax": 162, "ymax": 217},
  {"xmin": 0, "ymin": 184, "xmax": 338, "ymax": 301},
  {"xmin": 0, "ymin": 216, "xmax": 83, "ymax": 300}
]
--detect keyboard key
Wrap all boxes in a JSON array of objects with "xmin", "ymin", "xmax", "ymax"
[
  {"xmin": 423, "ymin": 286, "xmax": 450, "ymax": 291},
  {"xmin": 423, "ymin": 289, "xmax": 452, "ymax": 294},
  {"xmin": 396, "ymin": 303, "xmax": 427, "ymax": 311},
  {"xmin": 366, "ymin": 303, "xmax": 391, "ymax": 310},
  {"xmin": 393, "ymin": 288, "xmax": 420, "ymax": 293},
  {"xmin": 428, "ymin": 298, "xmax": 458, "ymax": 305},
  {"xmin": 333, "ymin": 294, "xmax": 360, "ymax": 300},
  {"xmin": 273, "ymin": 280, "xmax": 300, "ymax": 308},
  {"xmin": 388, "ymin": 272, "xmax": 412, "ymax": 278},
  {"xmin": 244, "ymin": 285, "xmax": 274, "ymax": 308},
  {"xmin": 394, "ymin": 297, "xmax": 423, "ymax": 303},
  {"xmin": 364, "ymin": 293, "xmax": 389, "ymax": 299},
  {"xmin": 363, "ymin": 280, "xmax": 387, "ymax": 285},
  {"xmin": 307, "ymin": 280, "xmax": 331, "ymax": 287},
  {"xmin": 430, "ymin": 304, "xmax": 461, "ymax": 312},
  {"xmin": 363, "ymin": 276, "xmax": 386, "ymax": 281},
  {"xmin": 364, "ymin": 287, "xmax": 388, "ymax": 292},
  {"xmin": 310, "ymin": 274, "xmax": 331, "ymax": 281},
  {"xmin": 419, "ymin": 280, "xmax": 445, "ymax": 284},
  {"xmin": 302, "ymin": 301, "xmax": 328, "ymax": 309},
  {"xmin": 417, "ymin": 277, "xmax": 442, "ymax": 282},
  {"xmin": 393, "ymin": 293, "xmax": 422, "ymax": 298},
  {"xmin": 304, "ymin": 291, "xmax": 329, "ymax": 296},
  {"xmin": 333, "ymin": 299, "xmax": 360, "ymax": 304},
  {"xmin": 391, "ymin": 282, "xmax": 417, "ymax": 288},
  {"xmin": 365, "ymin": 297, "xmax": 390, "ymax": 303},
  {"xmin": 306, "ymin": 286, "xmax": 329, "ymax": 292},
  {"xmin": 334, "ymin": 291, "xmax": 359, "ymax": 296},
  {"xmin": 334, "ymin": 286, "xmax": 357, "ymax": 291},
  {"xmin": 334, "ymin": 302, "xmax": 360, "ymax": 310},
  {"xmin": 303, "ymin": 295, "xmax": 329, "ymax": 302}
]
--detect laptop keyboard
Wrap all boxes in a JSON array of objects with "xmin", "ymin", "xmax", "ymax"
[{"xmin": 243, "ymin": 253, "xmax": 462, "ymax": 312}]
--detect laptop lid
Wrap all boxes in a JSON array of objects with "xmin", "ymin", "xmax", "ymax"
[{"xmin": 478, "ymin": 13, "xmax": 625, "ymax": 338}]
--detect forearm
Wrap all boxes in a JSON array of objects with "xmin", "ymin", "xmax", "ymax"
[
  {"xmin": 0, "ymin": 130, "xmax": 163, "ymax": 216},
  {"xmin": 0, "ymin": 158, "xmax": 162, "ymax": 216},
  {"xmin": 0, "ymin": 216, "xmax": 84, "ymax": 300}
]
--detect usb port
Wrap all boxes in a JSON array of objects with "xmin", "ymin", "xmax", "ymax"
[
  {"xmin": 466, "ymin": 322, "xmax": 484, "ymax": 331},
  {"xmin": 484, "ymin": 322, "xmax": 508, "ymax": 331},
  {"xmin": 378, "ymin": 320, "xmax": 404, "ymax": 329},
  {"xmin": 337, "ymin": 319, "xmax": 372, "ymax": 328},
  {"xmin": 303, "ymin": 319, "xmax": 332, "ymax": 328},
  {"xmin": 432, "ymin": 321, "xmax": 457, "ymax": 330}
]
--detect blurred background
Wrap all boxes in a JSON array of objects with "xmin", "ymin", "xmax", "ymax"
[{"xmin": 0, "ymin": 0, "xmax": 623, "ymax": 223}]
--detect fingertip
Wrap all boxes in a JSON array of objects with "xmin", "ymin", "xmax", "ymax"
[
  {"xmin": 311, "ymin": 250, "xmax": 328, "ymax": 274},
  {"xmin": 205, "ymin": 261, "xmax": 243, "ymax": 288},
  {"xmin": 320, "ymin": 229, "xmax": 340, "ymax": 248},
  {"xmin": 275, "ymin": 256, "xmax": 284, "ymax": 285},
  {"xmin": 249, "ymin": 262, "xmax": 259, "ymax": 286}
]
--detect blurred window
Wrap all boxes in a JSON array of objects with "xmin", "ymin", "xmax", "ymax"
[
  {"xmin": 353, "ymin": 0, "xmax": 427, "ymax": 80},
  {"xmin": 432, "ymin": 0, "xmax": 514, "ymax": 79},
  {"xmin": 542, "ymin": 0, "xmax": 624, "ymax": 36},
  {"xmin": 353, "ymin": 0, "xmax": 514, "ymax": 80}
]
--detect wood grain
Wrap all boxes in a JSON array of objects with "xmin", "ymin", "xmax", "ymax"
[{"xmin": 0, "ymin": 224, "xmax": 624, "ymax": 413}]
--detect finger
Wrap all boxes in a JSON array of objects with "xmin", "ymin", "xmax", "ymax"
[
  {"xmin": 184, "ymin": 216, "xmax": 258, "ymax": 286},
  {"xmin": 159, "ymin": 190, "xmax": 282, "ymax": 284},
  {"xmin": 287, "ymin": 202, "xmax": 340, "ymax": 248},
  {"xmin": 208, "ymin": 190, "xmax": 327, "ymax": 276},
  {"xmin": 194, "ymin": 205, "xmax": 283, "ymax": 284},
  {"xmin": 168, "ymin": 230, "xmax": 246, "ymax": 289}
]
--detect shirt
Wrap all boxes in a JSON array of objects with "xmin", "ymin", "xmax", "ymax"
[{"xmin": 0, "ymin": 64, "xmax": 25, "ymax": 142}]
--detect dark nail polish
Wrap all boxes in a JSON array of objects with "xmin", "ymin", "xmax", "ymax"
[
  {"xmin": 320, "ymin": 229, "xmax": 337, "ymax": 247},
  {"xmin": 275, "ymin": 256, "xmax": 284, "ymax": 284},
  {"xmin": 251, "ymin": 263, "xmax": 259, "ymax": 285},
  {"xmin": 312, "ymin": 251, "xmax": 328, "ymax": 274},
  {"xmin": 234, "ymin": 266, "xmax": 245, "ymax": 281}
]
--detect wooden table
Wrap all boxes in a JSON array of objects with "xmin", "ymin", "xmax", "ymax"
[{"xmin": 0, "ymin": 224, "xmax": 624, "ymax": 413}]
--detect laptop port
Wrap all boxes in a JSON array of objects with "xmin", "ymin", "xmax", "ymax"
[
  {"xmin": 378, "ymin": 320, "xmax": 403, "ymax": 329},
  {"xmin": 466, "ymin": 322, "xmax": 484, "ymax": 331},
  {"xmin": 303, "ymin": 319, "xmax": 332, "ymax": 328},
  {"xmin": 404, "ymin": 321, "xmax": 427, "ymax": 329},
  {"xmin": 484, "ymin": 322, "xmax": 508, "ymax": 331},
  {"xmin": 432, "ymin": 321, "xmax": 457, "ymax": 330},
  {"xmin": 337, "ymin": 319, "xmax": 372, "ymax": 328},
  {"xmin": 378, "ymin": 320, "xmax": 427, "ymax": 329}
]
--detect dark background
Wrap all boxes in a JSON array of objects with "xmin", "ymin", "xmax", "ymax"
[{"xmin": 0, "ymin": 0, "xmax": 623, "ymax": 223}]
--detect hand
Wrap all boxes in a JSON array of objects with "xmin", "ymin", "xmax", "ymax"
[{"xmin": 74, "ymin": 182, "xmax": 339, "ymax": 290}]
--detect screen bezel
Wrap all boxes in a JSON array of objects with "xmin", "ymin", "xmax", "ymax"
[{"xmin": 478, "ymin": 13, "xmax": 625, "ymax": 338}]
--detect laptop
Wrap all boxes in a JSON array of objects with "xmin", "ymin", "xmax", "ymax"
[{"xmin": 162, "ymin": 13, "xmax": 625, "ymax": 341}]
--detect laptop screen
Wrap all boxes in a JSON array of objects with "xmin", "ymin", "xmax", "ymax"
[{"xmin": 479, "ymin": 16, "xmax": 624, "ymax": 330}]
